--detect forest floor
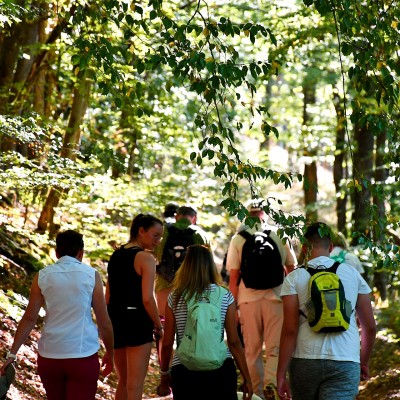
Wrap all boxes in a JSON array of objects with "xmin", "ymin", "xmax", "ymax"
[{"xmin": 0, "ymin": 291, "xmax": 399, "ymax": 400}]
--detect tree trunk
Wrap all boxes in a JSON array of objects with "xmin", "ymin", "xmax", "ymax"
[
  {"xmin": 303, "ymin": 161, "xmax": 318, "ymax": 222},
  {"xmin": 302, "ymin": 79, "xmax": 318, "ymax": 222},
  {"xmin": 0, "ymin": 25, "xmax": 22, "ymax": 114},
  {"xmin": 351, "ymin": 116, "xmax": 374, "ymax": 244},
  {"xmin": 37, "ymin": 72, "xmax": 90, "ymax": 233},
  {"xmin": 332, "ymin": 89, "xmax": 348, "ymax": 233},
  {"xmin": 373, "ymin": 129, "xmax": 388, "ymax": 302}
]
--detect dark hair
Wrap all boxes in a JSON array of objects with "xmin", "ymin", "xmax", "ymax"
[
  {"xmin": 303, "ymin": 222, "xmax": 333, "ymax": 249},
  {"xmin": 129, "ymin": 214, "xmax": 163, "ymax": 241},
  {"xmin": 56, "ymin": 230, "xmax": 84, "ymax": 257},
  {"xmin": 163, "ymin": 203, "xmax": 179, "ymax": 218},
  {"xmin": 176, "ymin": 206, "xmax": 197, "ymax": 218}
]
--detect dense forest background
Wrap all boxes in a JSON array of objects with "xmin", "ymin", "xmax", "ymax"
[
  {"xmin": 1, "ymin": 0, "xmax": 399, "ymax": 295},
  {"xmin": 0, "ymin": 0, "xmax": 399, "ymax": 398}
]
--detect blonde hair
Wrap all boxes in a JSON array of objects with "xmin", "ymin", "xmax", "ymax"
[{"xmin": 173, "ymin": 244, "xmax": 222, "ymax": 308}]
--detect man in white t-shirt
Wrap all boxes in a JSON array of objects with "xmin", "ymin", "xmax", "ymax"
[{"xmin": 277, "ymin": 222, "xmax": 376, "ymax": 400}]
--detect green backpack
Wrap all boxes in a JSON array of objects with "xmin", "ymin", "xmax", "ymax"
[
  {"xmin": 303, "ymin": 262, "xmax": 353, "ymax": 333},
  {"xmin": 176, "ymin": 286, "xmax": 228, "ymax": 371},
  {"xmin": 330, "ymin": 249, "xmax": 348, "ymax": 264}
]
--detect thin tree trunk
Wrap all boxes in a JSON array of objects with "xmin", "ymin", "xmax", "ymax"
[
  {"xmin": 332, "ymin": 89, "xmax": 348, "ymax": 233},
  {"xmin": 303, "ymin": 161, "xmax": 318, "ymax": 222},
  {"xmin": 0, "ymin": 25, "xmax": 22, "ymax": 113},
  {"xmin": 373, "ymin": 129, "xmax": 388, "ymax": 302},
  {"xmin": 302, "ymin": 79, "xmax": 318, "ymax": 222},
  {"xmin": 351, "ymin": 116, "xmax": 374, "ymax": 244},
  {"xmin": 37, "ymin": 72, "xmax": 90, "ymax": 233}
]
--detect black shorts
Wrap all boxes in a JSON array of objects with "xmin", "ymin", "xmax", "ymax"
[
  {"xmin": 171, "ymin": 358, "xmax": 238, "ymax": 400},
  {"xmin": 107, "ymin": 305, "xmax": 154, "ymax": 349}
]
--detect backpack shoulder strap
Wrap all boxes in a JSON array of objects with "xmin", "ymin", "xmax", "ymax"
[
  {"xmin": 236, "ymin": 231, "xmax": 252, "ymax": 285},
  {"xmin": 306, "ymin": 261, "xmax": 341, "ymax": 277},
  {"xmin": 298, "ymin": 265, "xmax": 308, "ymax": 319},
  {"xmin": 238, "ymin": 230, "xmax": 253, "ymax": 241},
  {"xmin": 300, "ymin": 264, "xmax": 315, "ymax": 276},
  {"xmin": 326, "ymin": 261, "xmax": 341, "ymax": 274}
]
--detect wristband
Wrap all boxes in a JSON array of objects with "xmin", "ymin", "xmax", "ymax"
[
  {"xmin": 6, "ymin": 352, "xmax": 17, "ymax": 360},
  {"xmin": 160, "ymin": 369, "xmax": 171, "ymax": 376}
]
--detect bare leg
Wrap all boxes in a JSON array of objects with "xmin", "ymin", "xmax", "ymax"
[
  {"xmin": 126, "ymin": 342, "xmax": 153, "ymax": 400},
  {"xmin": 114, "ymin": 348, "xmax": 128, "ymax": 400}
]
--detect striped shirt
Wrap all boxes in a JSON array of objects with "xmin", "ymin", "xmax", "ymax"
[{"xmin": 168, "ymin": 284, "xmax": 234, "ymax": 367}]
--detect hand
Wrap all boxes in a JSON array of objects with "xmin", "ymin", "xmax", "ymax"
[
  {"xmin": 156, "ymin": 374, "xmax": 171, "ymax": 396},
  {"xmin": 154, "ymin": 327, "xmax": 164, "ymax": 340},
  {"xmin": 0, "ymin": 359, "xmax": 14, "ymax": 376},
  {"xmin": 360, "ymin": 364, "xmax": 370, "ymax": 381},
  {"xmin": 101, "ymin": 351, "xmax": 114, "ymax": 377},
  {"xmin": 277, "ymin": 376, "xmax": 292, "ymax": 399},
  {"xmin": 242, "ymin": 380, "xmax": 253, "ymax": 400}
]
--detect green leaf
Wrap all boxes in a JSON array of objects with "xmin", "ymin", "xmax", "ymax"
[
  {"xmin": 150, "ymin": 10, "xmax": 157, "ymax": 20},
  {"xmin": 137, "ymin": 60, "xmax": 145, "ymax": 74},
  {"xmin": 71, "ymin": 55, "xmax": 80, "ymax": 65},
  {"xmin": 162, "ymin": 17, "xmax": 173, "ymax": 29},
  {"xmin": 136, "ymin": 81, "xmax": 143, "ymax": 98}
]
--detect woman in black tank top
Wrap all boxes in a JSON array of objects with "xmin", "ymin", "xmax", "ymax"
[{"xmin": 106, "ymin": 214, "xmax": 164, "ymax": 400}]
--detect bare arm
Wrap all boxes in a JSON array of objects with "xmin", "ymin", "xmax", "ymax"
[
  {"xmin": 160, "ymin": 303, "xmax": 175, "ymax": 372},
  {"xmin": 0, "ymin": 274, "xmax": 43, "ymax": 375},
  {"xmin": 157, "ymin": 302, "xmax": 175, "ymax": 396},
  {"xmin": 277, "ymin": 294, "xmax": 299, "ymax": 399},
  {"xmin": 284, "ymin": 241, "xmax": 297, "ymax": 274},
  {"xmin": 105, "ymin": 278, "xmax": 110, "ymax": 305},
  {"xmin": 356, "ymin": 293, "xmax": 376, "ymax": 380},
  {"xmin": 92, "ymin": 271, "xmax": 114, "ymax": 376},
  {"xmin": 136, "ymin": 251, "xmax": 163, "ymax": 333},
  {"xmin": 284, "ymin": 264, "xmax": 295, "ymax": 275},
  {"xmin": 228, "ymin": 269, "xmax": 240, "ymax": 301},
  {"xmin": 226, "ymin": 236, "xmax": 241, "ymax": 301},
  {"xmin": 225, "ymin": 302, "xmax": 253, "ymax": 399}
]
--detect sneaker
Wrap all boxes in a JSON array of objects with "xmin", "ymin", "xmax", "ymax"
[{"xmin": 263, "ymin": 383, "xmax": 280, "ymax": 400}]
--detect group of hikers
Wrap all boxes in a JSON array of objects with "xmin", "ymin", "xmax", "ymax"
[{"xmin": 0, "ymin": 200, "xmax": 376, "ymax": 400}]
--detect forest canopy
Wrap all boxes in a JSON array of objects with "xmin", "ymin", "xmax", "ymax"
[{"xmin": 0, "ymin": 0, "xmax": 399, "ymax": 298}]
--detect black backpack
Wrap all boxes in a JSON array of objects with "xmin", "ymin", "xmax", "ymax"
[
  {"xmin": 157, "ymin": 224, "xmax": 196, "ymax": 282},
  {"xmin": 238, "ymin": 229, "xmax": 284, "ymax": 290}
]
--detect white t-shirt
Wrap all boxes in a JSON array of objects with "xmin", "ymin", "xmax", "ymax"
[
  {"xmin": 38, "ymin": 256, "xmax": 100, "ymax": 359},
  {"xmin": 330, "ymin": 246, "xmax": 365, "ymax": 274},
  {"xmin": 280, "ymin": 256, "xmax": 371, "ymax": 363}
]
